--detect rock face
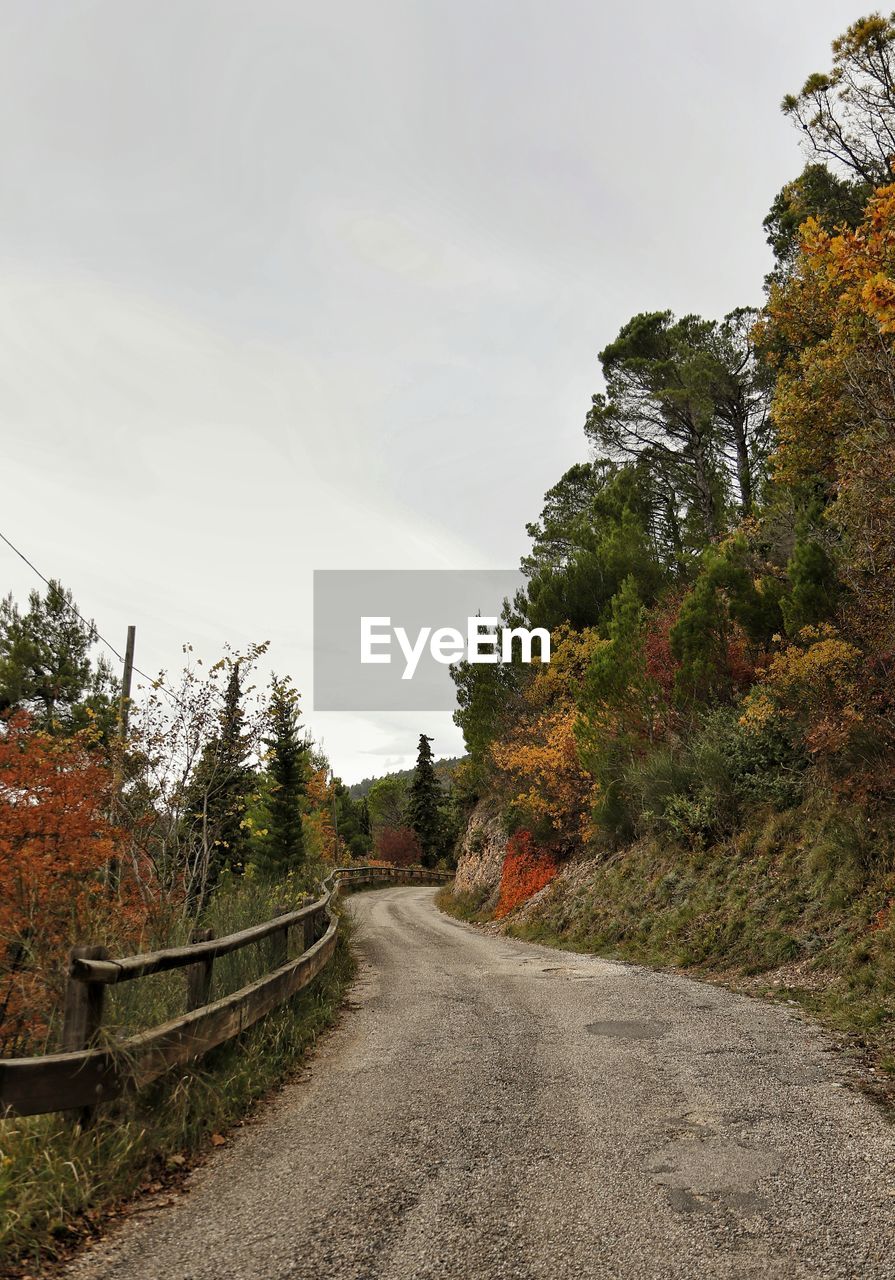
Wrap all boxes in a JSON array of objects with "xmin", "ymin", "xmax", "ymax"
[{"xmin": 453, "ymin": 803, "xmax": 506, "ymax": 907}]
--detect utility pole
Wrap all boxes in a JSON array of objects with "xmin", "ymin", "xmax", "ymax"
[
  {"xmin": 330, "ymin": 768, "xmax": 341, "ymax": 861},
  {"xmin": 119, "ymin": 625, "xmax": 136, "ymax": 736},
  {"xmin": 107, "ymin": 625, "xmax": 136, "ymax": 895}
]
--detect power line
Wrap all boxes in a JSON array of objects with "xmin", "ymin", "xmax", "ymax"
[{"xmin": 0, "ymin": 527, "xmax": 181, "ymax": 705}]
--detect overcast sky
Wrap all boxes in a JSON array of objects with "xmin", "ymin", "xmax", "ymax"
[{"xmin": 0, "ymin": 0, "xmax": 869, "ymax": 781}]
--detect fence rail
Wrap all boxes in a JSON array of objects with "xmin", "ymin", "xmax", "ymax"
[{"xmin": 0, "ymin": 864, "xmax": 452, "ymax": 1120}]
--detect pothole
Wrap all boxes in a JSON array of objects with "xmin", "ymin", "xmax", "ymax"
[{"xmin": 585, "ymin": 1019, "xmax": 668, "ymax": 1040}]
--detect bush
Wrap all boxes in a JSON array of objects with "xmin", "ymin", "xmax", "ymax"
[
  {"xmin": 615, "ymin": 705, "xmax": 806, "ymax": 849},
  {"xmin": 374, "ymin": 826, "xmax": 423, "ymax": 867},
  {"xmin": 494, "ymin": 831, "xmax": 559, "ymax": 918}
]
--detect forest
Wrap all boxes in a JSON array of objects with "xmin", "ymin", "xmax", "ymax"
[{"xmin": 444, "ymin": 13, "xmax": 895, "ymax": 1065}]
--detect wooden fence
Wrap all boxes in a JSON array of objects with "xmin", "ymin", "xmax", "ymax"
[{"xmin": 0, "ymin": 865, "xmax": 452, "ymax": 1120}]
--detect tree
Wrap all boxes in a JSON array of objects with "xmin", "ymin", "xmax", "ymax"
[
  {"xmin": 407, "ymin": 734, "xmax": 443, "ymax": 867},
  {"xmin": 782, "ymin": 14, "xmax": 895, "ymax": 185},
  {"xmin": 367, "ymin": 773, "xmax": 408, "ymax": 833},
  {"xmin": 708, "ymin": 309, "xmax": 774, "ymax": 517},
  {"xmin": 253, "ymin": 677, "xmax": 308, "ymax": 880},
  {"xmin": 586, "ymin": 311, "xmax": 770, "ymax": 544},
  {"xmin": 375, "ymin": 826, "xmax": 422, "ymax": 867},
  {"xmin": 587, "ymin": 312, "xmax": 726, "ymax": 545},
  {"xmin": 667, "ymin": 539, "xmax": 780, "ymax": 703},
  {"xmin": 521, "ymin": 462, "xmax": 667, "ymax": 630},
  {"xmin": 764, "ymin": 163, "xmax": 871, "ymax": 280},
  {"xmin": 491, "ymin": 626, "xmax": 597, "ymax": 850},
  {"xmin": 185, "ymin": 660, "xmax": 256, "ymax": 911},
  {"xmin": 761, "ymin": 181, "xmax": 895, "ymax": 648},
  {"xmin": 0, "ymin": 714, "xmax": 123, "ymax": 1053},
  {"xmin": 782, "ymin": 527, "xmax": 839, "ymax": 636},
  {"xmin": 574, "ymin": 579, "xmax": 657, "ymax": 844},
  {"xmin": 0, "ymin": 581, "xmax": 118, "ymax": 735},
  {"xmin": 118, "ymin": 643, "xmax": 267, "ymax": 909},
  {"xmin": 332, "ymin": 783, "xmax": 373, "ymax": 859},
  {"xmin": 451, "ymin": 653, "xmax": 523, "ymax": 792}
]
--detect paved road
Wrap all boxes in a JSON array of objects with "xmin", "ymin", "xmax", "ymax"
[{"xmin": 68, "ymin": 887, "xmax": 895, "ymax": 1280}]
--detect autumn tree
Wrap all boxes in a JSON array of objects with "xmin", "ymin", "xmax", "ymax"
[
  {"xmin": 491, "ymin": 626, "xmax": 596, "ymax": 849},
  {"xmin": 302, "ymin": 758, "xmax": 340, "ymax": 863},
  {"xmin": 763, "ymin": 162, "xmax": 871, "ymax": 281},
  {"xmin": 762, "ymin": 181, "xmax": 895, "ymax": 647},
  {"xmin": 0, "ymin": 715, "xmax": 124, "ymax": 1053},
  {"xmin": 782, "ymin": 14, "xmax": 895, "ymax": 185},
  {"xmin": 375, "ymin": 825, "xmax": 422, "ymax": 867}
]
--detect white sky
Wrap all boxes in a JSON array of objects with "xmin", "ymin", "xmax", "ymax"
[{"xmin": 0, "ymin": 0, "xmax": 868, "ymax": 781}]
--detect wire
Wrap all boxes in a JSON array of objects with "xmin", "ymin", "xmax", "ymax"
[{"xmin": 0, "ymin": 528, "xmax": 182, "ymax": 704}]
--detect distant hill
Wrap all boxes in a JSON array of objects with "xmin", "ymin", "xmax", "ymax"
[{"xmin": 349, "ymin": 755, "xmax": 465, "ymax": 799}]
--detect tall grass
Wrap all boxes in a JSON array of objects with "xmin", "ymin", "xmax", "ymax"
[{"xmin": 0, "ymin": 885, "xmax": 355, "ymax": 1273}]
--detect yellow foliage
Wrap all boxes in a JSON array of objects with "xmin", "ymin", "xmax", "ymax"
[
  {"xmin": 740, "ymin": 626, "xmax": 863, "ymax": 752},
  {"xmin": 489, "ymin": 627, "xmax": 597, "ymax": 846}
]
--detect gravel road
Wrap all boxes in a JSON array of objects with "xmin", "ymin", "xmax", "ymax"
[{"xmin": 67, "ymin": 886, "xmax": 895, "ymax": 1280}]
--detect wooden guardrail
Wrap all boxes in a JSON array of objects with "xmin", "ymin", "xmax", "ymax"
[{"xmin": 0, "ymin": 864, "xmax": 452, "ymax": 1120}]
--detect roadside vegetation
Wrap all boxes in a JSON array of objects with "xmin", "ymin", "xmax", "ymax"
[
  {"xmin": 442, "ymin": 14, "xmax": 895, "ymax": 1071},
  {"xmin": 361, "ymin": 734, "xmax": 462, "ymax": 869},
  {"xmin": 0, "ymin": 587, "xmax": 368, "ymax": 1270},
  {"xmin": 1, "ymin": 923, "xmax": 354, "ymax": 1273}
]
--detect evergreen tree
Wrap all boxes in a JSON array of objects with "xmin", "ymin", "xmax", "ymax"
[
  {"xmin": 782, "ymin": 533, "xmax": 838, "ymax": 636},
  {"xmin": 186, "ymin": 661, "xmax": 254, "ymax": 912},
  {"xmin": 255, "ymin": 677, "xmax": 308, "ymax": 880},
  {"xmin": 407, "ymin": 734, "xmax": 442, "ymax": 867},
  {"xmin": 0, "ymin": 581, "xmax": 118, "ymax": 735}
]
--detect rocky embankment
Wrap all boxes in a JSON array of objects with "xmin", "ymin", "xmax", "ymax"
[{"xmin": 451, "ymin": 803, "xmax": 506, "ymax": 911}]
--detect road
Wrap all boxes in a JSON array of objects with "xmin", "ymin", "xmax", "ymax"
[{"xmin": 68, "ymin": 886, "xmax": 895, "ymax": 1280}]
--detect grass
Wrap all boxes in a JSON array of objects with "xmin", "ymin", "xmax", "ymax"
[
  {"xmin": 433, "ymin": 884, "xmax": 491, "ymax": 922},
  {"xmin": 0, "ymin": 891, "xmax": 356, "ymax": 1275}
]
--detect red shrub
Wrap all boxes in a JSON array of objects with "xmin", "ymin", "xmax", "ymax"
[
  {"xmin": 495, "ymin": 830, "xmax": 558, "ymax": 919},
  {"xmin": 375, "ymin": 826, "xmax": 423, "ymax": 867},
  {"xmin": 0, "ymin": 715, "xmax": 139, "ymax": 1052}
]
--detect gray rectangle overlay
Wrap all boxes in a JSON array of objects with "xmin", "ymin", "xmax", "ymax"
[{"xmin": 313, "ymin": 569, "xmax": 527, "ymax": 711}]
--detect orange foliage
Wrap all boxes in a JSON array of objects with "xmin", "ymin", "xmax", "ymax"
[
  {"xmin": 494, "ymin": 831, "xmax": 558, "ymax": 918},
  {"xmin": 303, "ymin": 765, "xmax": 339, "ymax": 861},
  {"xmin": 0, "ymin": 715, "xmax": 130, "ymax": 1052},
  {"xmin": 643, "ymin": 599, "xmax": 682, "ymax": 698},
  {"xmin": 490, "ymin": 627, "xmax": 595, "ymax": 848},
  {"xmin": 763, "ymin": 184, "xmax": 895, "ymax": 649}
]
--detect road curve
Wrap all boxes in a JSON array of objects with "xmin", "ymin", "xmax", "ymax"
[{"xmin": 67, "ymin": 887, "xmax": 895, "ymax": 1280}]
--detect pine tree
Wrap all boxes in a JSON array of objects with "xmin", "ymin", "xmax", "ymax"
[
  {"xmin": 255, "ymin": 677, "xmax": 307, "ymax": 880},
  {"xmin": 407, "ymin": 734, "xmax": 442, "ymax": 867},
  {"xmin": 782, "ymin": 534, "xmax": 838, "ymax": 636},
  {"xmin": 0, "ymin": 580, "xmax": 118, "ymax": 734},
  {"xmin": 186, "ymin": 661, "xmax": 254, "ymax": 912}
]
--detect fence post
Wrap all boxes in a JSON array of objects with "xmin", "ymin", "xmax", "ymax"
[
  {"xmin": 185, "ymin": 929, "xmax": 215, "ymax": 1012},
  {"xmin": 62, "ymin": 945, "xmax": 109, "ymax": 1126},
  {"xmin": 295, "ymin": 915, "xmax": 307, "ymax": 955},
  {"xmin": 268, "ymin": 907, "xmax": 290, "ymax": 971}
]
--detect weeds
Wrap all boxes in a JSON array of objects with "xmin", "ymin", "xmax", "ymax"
[{"xmin": 0, "ymin": 901, "xmax": 355, "ymax": 1273}]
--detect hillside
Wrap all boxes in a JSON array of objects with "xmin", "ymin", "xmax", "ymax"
[
  {"xmin": 348, "ymin": 755, "xmax": 464, "ymax": 800},
  {"xmin": 440, "ymin": 15, "xmax": 895, "ymax": 1080}
]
